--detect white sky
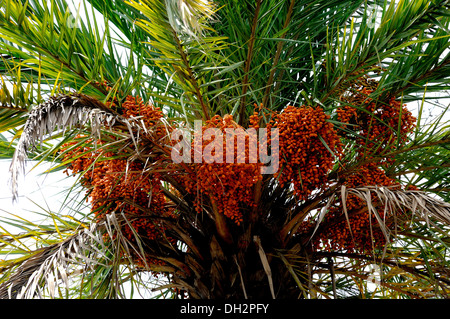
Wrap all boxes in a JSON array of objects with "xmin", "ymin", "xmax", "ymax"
[{"xmin": 0, "ymin": 159, "xmax": 82, "ymax": 232}]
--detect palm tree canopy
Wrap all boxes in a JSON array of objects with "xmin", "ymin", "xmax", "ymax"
[{"xmin": 0, "ymin": 0, "xmax": 449, "ymax": 299}]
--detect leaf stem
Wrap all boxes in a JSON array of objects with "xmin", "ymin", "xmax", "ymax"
[
  {"xmin": 262, "ymin": 0, "xmax": 295, "ymax": 108},
  {"xmin": 238, "ymin": 0, "xmax": 262, "ymax": 125},
  {"xmin": 171, "ymin": 29, "xmax": 210, "ymax": 121}
]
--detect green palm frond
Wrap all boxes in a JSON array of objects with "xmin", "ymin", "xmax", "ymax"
[{"xmin": 123, "ymin": 0, "xmax": 231, "ymax": 121}]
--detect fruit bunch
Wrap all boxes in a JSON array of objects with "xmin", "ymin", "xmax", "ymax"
[
  {"xmin": 181, "ymin": 114, "xmax": 263, "ymax": 225},
  {"xmin": 336, "ymin": 105, "xmax": 357, "ymax": 129},
  {"xmin": 61, "ymin": 95, "xmax": 176, "ymax": 267},
  {"xmin": 337, "ymin": 87, "xmax": 416, "ymax": 161},
  {"xmin": 302, "ymin": 163, "xmax": 400, "ymax": 253},
  {"xmin": 122, "ymin": 95, "xmax": 166, "ymax": 134},
  {"xmin": 299, "ymin": 84, "xmax": 417, "ymax": 253},
  {"xmin": 275, "ymin": 105, "xmax": 342, "ymax": 201}
]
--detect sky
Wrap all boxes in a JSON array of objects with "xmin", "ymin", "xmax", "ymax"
[{"xmin": 0, "ymin": 159, "xmax": 81, "ymax": 232}]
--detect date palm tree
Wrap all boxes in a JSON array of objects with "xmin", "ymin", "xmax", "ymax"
[{"xmin": 0, "ymin": 0, "xmax": 449, "ymax": 299}]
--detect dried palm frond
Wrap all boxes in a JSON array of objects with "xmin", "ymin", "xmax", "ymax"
[
  {"xmin": 0, "ymin": 212, "xmax": 145, "ymax": 299},
  {"xmin": 0, "ymin": 221, "xmax": 105, "ymax": 299},
  {"xmin": 310, "ymin": 186, "xmax": 450, "ymax": 245},
  {"xmin": 344, "ymin": 186, "xmax": 450, "ymax": 228},
  {"xmin": 9, "ymin": 93, "xmax": 143, "ymax": 201}
]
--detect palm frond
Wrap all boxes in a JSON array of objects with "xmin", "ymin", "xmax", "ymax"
[
  {"xmin": 8, "ymin": 93, "xmax": 140, "ymax": 201},
  {"xmin": 126, "ymin": 0, "xmax": 227, "ymax": 121},
  {"xmin": 308, "ymin": 186, "xmax": 450, "ymax": 245},
  {"xmin": 345, "ymin": 186, "xmax": 450, "ymax": 227},
  {"xmin": 0, "ymin": 211, "xmax": 148, "ymax": 299}
]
